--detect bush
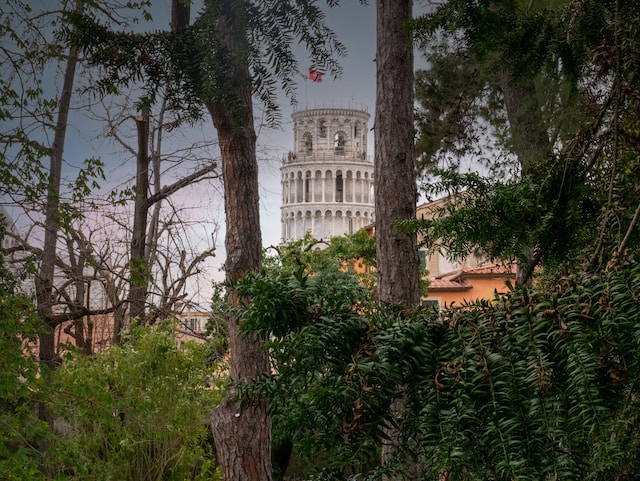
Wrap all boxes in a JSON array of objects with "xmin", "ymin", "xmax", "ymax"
[
  {"xmin": 0, "ymin": 227, "xmax": 52, "ymax": 480},
  {"xmin": 49, "ymin": 323, "xmax": 225, "ymax": 480},
  {"xmin": 242, "ymin": 255, "xmax": 640, "ymax": 480}
]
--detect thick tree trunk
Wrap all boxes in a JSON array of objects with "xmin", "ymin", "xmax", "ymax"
[
  {"xmin": 207, "ymin": 105, "xmax": 273, "ymax": 481},
  {"xmin": 375, "ymin": 0, "xmax": 420, "ymax": 307},
  {"xmin": 375, "ymin": 0, "xmax": 420, "ymax": 478},
  {"xmin": 203, "ymin": 3, "xmax": 272, "ymax": 480}
]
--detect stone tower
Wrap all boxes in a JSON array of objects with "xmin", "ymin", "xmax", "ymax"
[{"xmin": 281, "ymin": 106, "xmax": 375, "ymax": 242}]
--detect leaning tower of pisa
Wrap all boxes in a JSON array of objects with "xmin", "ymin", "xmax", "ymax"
[{"xmin": 281, "ymin": 106, "xmax": 375, "ymax": 243}]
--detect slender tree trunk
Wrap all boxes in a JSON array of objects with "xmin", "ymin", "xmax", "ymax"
[
  {"xmin": 124, "ymin": 108, "xmax": 150, "ymax": 333},
  {"xmin": 375, "ymin": 0, "xmax": 419, "ymax": 307},
  {"xmin": 201, "ymin": 2, "xmax": 272, "ymax": 480},
  {"xmin": 66, "ymin": 236, "xmax": 89, "ymax": 352},
  {"xmin": 35, "ymin": 9, "xmax": 80, "ymax": 374},
  {"xmin": 31, "ymin": 6, "xmax": 81, "ymax": 468},
  {"xmin": 375, "ymin": 1, "xmax": 420, "ymax": 478},
  {"xmin": 145, "ymin": 115, "xmax": 164, "ymax": 292}
]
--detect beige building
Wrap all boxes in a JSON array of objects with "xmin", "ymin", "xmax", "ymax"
[{"xmin": 174, "ymin": 302, "xmax": 210, "ymax": 343}]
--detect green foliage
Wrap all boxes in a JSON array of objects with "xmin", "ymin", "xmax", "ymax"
[
  {"xmin": 48, "ymin": 323, "xmax": 225, "ymax": 480},
  {"xmin": 63, "ymin": 0, "xmax": 349, "ymax": 127},
  {"xmin": 1, "ymin": 216, "xmax": 226, "ymax": 479},
  {"xmin": 413, "ymin": 0, "xmax": 576, "ymax": 78},
  {"xmin": 0, "ymin": 226, "xmax": 53, "ymax": 480},
  {"xmin": 413, "ymin": 0, "xmax": 640, "ymax": 281},
  {"xmin": 412, "ymin": 0, "xmax": 591, "ymax": 170},
  {"xmin": 240, "ymin": 246, "xmax": 640, "ymax": 480},
  {"xmin": 235, "ymin": 266, "xmax": 374, "ymax": 477},
  {"xmin": 264, "ymin": 232, "xmax": 376, "ymax": 291},
  {"xmin": 405, "ymin": 166, "xmax": 596, "ymax": 277},
  {"xmin": 0, "ymin": 3, "xmax": 108, "ymax": 208},
  {"xmin": 237, "ymin": 238, "xmax": 370, "ymax": 341},
  {"xmin": 413, "ymin": 36, "xmax": 500, "ymax": 170},
  {"xmin": 125, "ymin": 258, "xmax": 152, "ymax": 289},
  {"xmin": 324, "ymin": 229, "xmax": 376, "ymax": 269},
  {"xmin": 68, "ymin": 157, "xmax": 105, "ymax": 204},
  {"xmin": 206, "ymin": 282, "xmax": 230, "ymax": 363}
]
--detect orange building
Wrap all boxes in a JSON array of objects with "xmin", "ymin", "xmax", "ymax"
[
  {"xmin": 417, "ymin": 197, "xmax": 516, "ymax": 308},
  {"xmin": 424, "ymin": 262, "xmax": 516, "ymax": 308}
]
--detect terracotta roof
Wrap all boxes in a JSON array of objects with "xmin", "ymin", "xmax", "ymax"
[
  {"xmin": 436, "ymin": 262, "xmax": 516, "ymax": 282},
  {"xmin": 428, "ymin": 278, "xmax": 471, "ymax": 291},
  {"xmin": 464, "ymin": 262, "xmax": 514, "ymax": 275}
]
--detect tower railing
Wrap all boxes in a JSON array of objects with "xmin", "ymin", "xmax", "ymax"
[{"xmin": 282, "ymin": 151, "xmax": 372, "ymax": 165}]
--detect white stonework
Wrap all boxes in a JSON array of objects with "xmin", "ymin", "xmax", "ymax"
[{"xmin": 281, "ymin": 106, "xmax": 375, "ymax": 242}]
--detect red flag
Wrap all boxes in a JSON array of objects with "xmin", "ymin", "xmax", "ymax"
[{"xmin": 308, "ymin": 67, "xmax": 323, "ymax": 83}]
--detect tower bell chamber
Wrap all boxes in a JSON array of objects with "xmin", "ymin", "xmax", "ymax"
[{"xmin": 280, "ymin": 106, "xmax": 374, "ymax": 242}]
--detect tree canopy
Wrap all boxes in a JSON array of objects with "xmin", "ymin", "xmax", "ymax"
[
  {"xmin": 412, "ymin": 0, "xmax": 640, "ymax": 283},
  {"xmin": 63, "ymin": 0, "xmax": 348, "ymax": 126}
]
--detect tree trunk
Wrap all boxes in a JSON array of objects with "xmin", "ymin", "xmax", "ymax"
[
  {"xmin": 499, "ymin": 73, "xmax": 551, "ymax": 178},
  {"xmin": 375, "ymin": 0, "xmax": 420, "ymax": 307},
  {"xmin": 202, "ymin": 2, "xmax": 272, "ymax": 480},
  {"xmin": 375, "ymin": 0, "xmax": 420, "ymax": 477},
  {"xmin": 35, "ymin": 5, "xmax": 81, "ymax": 375},
  {"xmin": 31, "ymin": 6, "xmax": 81, "ymax": 469},
  {"xmin": 125, "ymin": 108, "xmax": 151, "ymax": 330},
  {"xmin": 207, "ymin": 102, "xmax": 273, "ymax": 481}
]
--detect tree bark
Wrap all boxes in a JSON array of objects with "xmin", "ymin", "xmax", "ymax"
[
  {"xmin": 375, "ymin": 0, "xmax": 420, "ymax": 477},
  {"xmin": 499, "ymin": 73, "xmax": 552, "ymax": 178},
  {"xmin": 35, "ymin": 2, "xmax": 81, "ymax": 375},
  {"xmin": 124, "ymin": 108, "xmax": 151, "ymax": 334},
  {"xmin": 207, "ymin": 82, "xmax": 273, "ymax": 481},
  {"xmin": 201, "ymin": 2, "xmax": 272, "ymax": 480},
  {"xmin": 375, "ymin": 0, "xmax": 420, "ymax": 307}
]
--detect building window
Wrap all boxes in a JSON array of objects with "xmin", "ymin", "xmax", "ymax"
[
  {"xmin": 334, "ymin": 132, "xmax": 345, "ymax": 154},
  {"xmin": 183, "ymin": 317, "xmax": 199, "ymax": 332},
  {"xmin": 418, "ymin": 250, "xmax": 427, "ymax": 270},
  {"xmin": 422, "ymin": 299, "xmax": 440, "ymax": 310},
  {"xmin": 336, "ymin": 173, "xmax": 343, "ymax": 202},
  {"xmin": 304, "ymin": 132, "xmax": 313, "ymax": 154},
  {"xmin": 319, "ymin": 120, "xmax": 327, "ymax": 138}
]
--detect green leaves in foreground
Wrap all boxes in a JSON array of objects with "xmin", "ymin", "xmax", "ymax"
[
  {"xmin": 48, "ymin": 324, "xmax": 225, "ymax": 481},
  {"xmin": 0, "ymin": 226, "xmax": 51, "ymax": 481},
  {"xmin": 241, "ymin": 259, "xmax": 640, "ymax": 480}
]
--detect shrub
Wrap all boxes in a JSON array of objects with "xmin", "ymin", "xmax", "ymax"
[{"xmin": 49, "ymin": 323, "xmax": 225, "ymax": 480}]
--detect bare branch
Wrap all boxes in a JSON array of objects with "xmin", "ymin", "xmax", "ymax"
[{"xmin": 146, "ymin": 163, "xmax": 219, "ymax": 206}]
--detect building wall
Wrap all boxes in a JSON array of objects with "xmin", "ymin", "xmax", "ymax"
[
  {"xmin": 416, "ymin": 196, "xmax": 486, "ymax": 278},
  {"xmin": 281, "ymin": 107, "xmax": 375, "ymax": 242},
  {"xmin": 428, "ymin": 277, "xmax": 513, "ymax": 308},
  {"xmin": 178, "ymin": 310, "xmax": 209, "ymax": 334}
]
